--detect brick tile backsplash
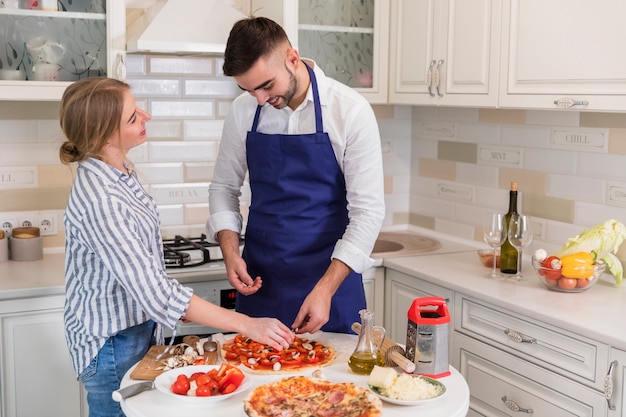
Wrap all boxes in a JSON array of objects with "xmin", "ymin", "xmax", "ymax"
[{"xmin": 2, "ymin": 54, "xmax": 626, "ymax": 261}]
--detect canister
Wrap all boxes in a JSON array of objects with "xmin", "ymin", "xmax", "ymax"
[
  {"xmin": 0, "ymin": 230, "xmax": 7, "ymax": 262},
  {"xmin": 9, "ymin": 227, "xmax": 43, "ymax": 261},
  {"xmin": 405, "ymin": 296, "xmax": 451, "ymax": 378}
]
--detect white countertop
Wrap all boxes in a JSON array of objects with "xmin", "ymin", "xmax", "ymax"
[
  {"xmin": 384, "ymin": 251, "xmax": 626, "ymax": 350},
  {"xmin": 119, "ymin": 332, "xmax": 470, "ymax": 417},
  {"xmin": 0, "ymin": 253, "xmax": 230, "ymax": 301}
]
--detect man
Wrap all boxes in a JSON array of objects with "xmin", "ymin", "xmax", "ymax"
[{"xmin": 207, "ymin": 17, "xmax": 385, "ymax": 334}]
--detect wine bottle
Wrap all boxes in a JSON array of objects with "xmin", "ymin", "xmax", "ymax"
[{"xmin": 500, "ymin": 182, "xmax": 519, "ymax": 274}]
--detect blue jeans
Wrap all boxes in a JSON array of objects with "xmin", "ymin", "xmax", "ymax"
[{"xmin": 79, "ymin": 320, "xmax": 155, "ymax": 417}]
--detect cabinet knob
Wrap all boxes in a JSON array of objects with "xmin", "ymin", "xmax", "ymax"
[{"xmin": 553, "ymin": 97, "xmax": 589, "ymax": 108}]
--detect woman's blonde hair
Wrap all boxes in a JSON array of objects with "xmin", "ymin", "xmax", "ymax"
[{"xmin": 59, "ymin": 77, "xmax": 130, "ymax": 165}]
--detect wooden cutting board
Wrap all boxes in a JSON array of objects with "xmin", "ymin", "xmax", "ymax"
[{"xmin": 130, "ymin": 344, "xmax": 219, "ymax": 381}]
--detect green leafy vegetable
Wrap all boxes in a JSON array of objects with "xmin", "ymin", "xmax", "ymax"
[{"xmin": 554, "ymin": 219, "xmax": 626, "ymax": 286}]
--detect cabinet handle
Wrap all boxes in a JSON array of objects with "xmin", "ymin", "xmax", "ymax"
[
  {"xmin": 427, "ymin": 60, "xmax": 436, "ymax": 97},
  {"xmin": 605, "ymin": 360, "xmax": 617, "ymax": 411},
  {"xmin": 116, "ymin": 53, "xmax": 127, "ymax": 81},
  {"xmin": 504, "ymin": 328, "xmax": 536, "ymax": 344},
  {"xmin": 553, "ymin": 97, "xmax": 589, "ymax": 108},
  {"xmin": 435, "ymin": 59, "xmax": 444, "ymax": 97},
  {"xmin": 502, "ymin": 396, "xmax": 534, "ymax": 414}
]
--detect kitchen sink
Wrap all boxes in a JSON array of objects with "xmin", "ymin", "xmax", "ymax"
[
  {"xmin": 372, "ymin": 239, "xmax": 404, "ymax": 253},
  {"xmin": 371, "ymin": 231, "xmax": 442, "ymax": 258}
]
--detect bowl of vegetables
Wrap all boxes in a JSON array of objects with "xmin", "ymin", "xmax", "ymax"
[{"xmin": 531, "ymin": 251, "xmax": 606, "ymax": 293}]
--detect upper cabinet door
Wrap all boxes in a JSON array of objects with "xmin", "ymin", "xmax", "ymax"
[
  {"xmin": 0, "ymin": 0, "xmax": 125, "ymax": 101},
  {"xmin": 253, "ymin": 0, "xmax": 390, "ymax": 104},
  {"xmin": 389, "ymin": 0, "xmax": 501, "ymax": 107},
  {"xmin": 500, "ymin": 0, "xmax": 626, "ymax": 111}
]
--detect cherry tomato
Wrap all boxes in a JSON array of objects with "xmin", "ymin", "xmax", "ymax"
[
  {"xmin": 171, "ymin": 375, "xmax": 190, "ymax": 395},
  {"xmin": 558, "ymin": 277, "xmax": 577, "ymax": 290},
  {"xmin": 541, "ymin": 256, "xmax": 562, "ymax": 280},
  {"xmin": 188, "ymin": 372, "xmax": 204, "ymax": 382},
  {"xmin": 195, "ymin": 373, "xmax": 212, "ymax": 387},
  {"xmin": 195, "ymin": 384, "xmax": 213, "ymax": 397}
]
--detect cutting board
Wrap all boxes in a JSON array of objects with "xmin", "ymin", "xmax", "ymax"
[{"xmin": 130, "ymin": 344, "xmax": 219, "ymax": 381}]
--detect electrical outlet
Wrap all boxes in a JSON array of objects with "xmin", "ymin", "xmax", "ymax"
[
  {"xmin": 18, "ymin": 216, "xmax": 37, "ymax": 228},
  {"xmin": 39, "ymin": 213, "xmax": 57, "ymax": 236},
  {"xmin": 1, "ymin": 219, "xmax": 18, "ymax": 236}
]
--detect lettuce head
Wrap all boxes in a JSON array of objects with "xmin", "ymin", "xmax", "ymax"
[{"xmin": 554, "ymin": 219, "xmax": 626, "ymax": 286}]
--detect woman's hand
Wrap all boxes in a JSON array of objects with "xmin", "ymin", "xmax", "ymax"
[{"xmin": 245, "ymin": 317, "xmax": 295, "ymax": 350}]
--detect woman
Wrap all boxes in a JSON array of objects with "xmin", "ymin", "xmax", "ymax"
[{"xmin": 59, "ymin": 77, "xmax": 293, "ymax": 417}]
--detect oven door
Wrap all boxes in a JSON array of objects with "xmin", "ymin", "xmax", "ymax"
[{"xmin": 163, "ymin": 279, "xmax": 237, "ymax": 338}]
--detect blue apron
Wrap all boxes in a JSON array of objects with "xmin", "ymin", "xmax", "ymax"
[{"xmin": 238, "ymin": 63, "xmax": 365, "ymax": 334}]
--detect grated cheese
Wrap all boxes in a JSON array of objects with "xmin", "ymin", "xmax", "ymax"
[{"xmin": 380, "ymin": 374, "xmax": 443, "ymax": 401}]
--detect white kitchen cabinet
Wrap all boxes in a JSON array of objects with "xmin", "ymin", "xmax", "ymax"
[
  {"xmin": 0, "ymin": 294, "xmax": 86, "ymax": 417},
  {"xmin": 0, "ymin": 0, "xmax": 125, "ymax": 101},
  {"xmin": 453, "ymin": 294, "xmax": 613, "ymax": 416},
  {"xmin": 362, "ymin": 266, "xmax": 384, "ymax": 326},
  {"xmin": 383, "ymin": 268, "xmax": 453, "ymax": 348},
  {"xmin": 608, "ymin": 348, "xmax": 626, "ymax": 416},
  {"xmin": 388, "ymin": 0, "xmax": 501, "ymax": 107},
  {"xmin": 455, "ymin": 332, "xmax": 608, "ymax": 416},
  {"xmin": 499, "ymin": 0, "xmax": 626, "ymax": 112},
  {"xmin": 252, "ymin": 0, "xmax": 390, "ymax": 104}
]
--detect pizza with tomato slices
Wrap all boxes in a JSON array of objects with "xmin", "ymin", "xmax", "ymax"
[
  {"xmin": 221, "ymin": 334, "xmax": 335, "ymax": 373},
  {"xmin": 243, "ymin": 376, "xmax": 383, "ymax": 417}
]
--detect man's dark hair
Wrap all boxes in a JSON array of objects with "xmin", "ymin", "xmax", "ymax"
[{"xmin": 223, "ymin": 17, "xmax": 291, "ymax": 76}]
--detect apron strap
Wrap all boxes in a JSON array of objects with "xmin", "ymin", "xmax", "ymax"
[
  {"xmin": 304, "ymin": 62, "xmax": 324, "ymax": 134},
  {"xmin": 249, "ymin": 61, "xmax": 324, "ymax": 134}
]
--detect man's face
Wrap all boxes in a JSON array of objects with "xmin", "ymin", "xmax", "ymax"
[{"xmin": 235, "ymin": 48, "xmax": 299, "ymax": 109}]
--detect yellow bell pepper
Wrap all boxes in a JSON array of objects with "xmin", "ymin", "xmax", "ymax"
[{"xmin": 560, "ymin": 252, "xmax": 595, "ymax": 279}]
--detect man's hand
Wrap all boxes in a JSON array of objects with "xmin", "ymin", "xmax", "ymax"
[
  {"xmin": 217, "ymin": 229, "xmax": 261, "ymax": 295},
  {"xmin": 291, "ymin": 286, "xmax": 331, "ymax": 334},
  {"xmin": 291, "ymin": 259, "xmax": 352, "ymax": 333},
  {"xmin": 225, "ymin": 255, "xmax": 262, "ymax": 295}
]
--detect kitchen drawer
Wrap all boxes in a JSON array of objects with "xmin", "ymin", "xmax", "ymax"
[
  {"xmin": 454, "ymin": 332, "xmax": 607, "ymax": 417},
  {"xmin": 454, "ymin": 296, "xmax": 609, "ymax": 391}
]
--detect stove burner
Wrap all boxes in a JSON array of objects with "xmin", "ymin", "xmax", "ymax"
[
  {"xmin": 162, "ymin": 234, "xmax": 213, "ymax": 268},
  {"xmin": 162, "ymin": 234, "xmax": 243, "ymax": 269},
  {"xmin": 164, "ymin": 251, "xmax": 191, "ymax": 267}
]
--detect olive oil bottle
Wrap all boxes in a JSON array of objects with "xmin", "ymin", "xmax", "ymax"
[{"xmin": 500, "ymin": 182, "xmax": 519, "ymax": 274}]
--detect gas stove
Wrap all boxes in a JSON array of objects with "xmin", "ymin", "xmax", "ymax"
[{"xmin": 162, "ymin": 234, "xmax": 243, "ymax": 269}]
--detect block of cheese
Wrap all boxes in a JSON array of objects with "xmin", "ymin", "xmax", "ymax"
[{"xmin": 368, "ymin": 365, "xmax": 397, "ymax": 389}]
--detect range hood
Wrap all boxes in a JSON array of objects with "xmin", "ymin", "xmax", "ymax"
[{"xmin": 126, "ymin": 0, "xmax": 248, "ymax": 54}]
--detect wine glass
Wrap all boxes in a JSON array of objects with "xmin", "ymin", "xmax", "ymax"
[
  {"xmin": 507, "ymin": 214, "xmax": 533, "ymax": 281},
  {"xmin": 483, "ymin": 212, "xmax": 506, "ymax": 279}
]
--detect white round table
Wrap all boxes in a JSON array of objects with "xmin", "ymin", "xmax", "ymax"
[{"xmin": 119, "ymin": 333, "xmax": 469, "ymax": 417}]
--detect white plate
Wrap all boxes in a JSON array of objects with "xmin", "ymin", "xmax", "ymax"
[
  {"xmin": 154, "ymin": 364, "xmax": 251, "ymax": 404},
  {"xmin": 368, "ymin": 374, "xmax": 446, "ymax": 406}
]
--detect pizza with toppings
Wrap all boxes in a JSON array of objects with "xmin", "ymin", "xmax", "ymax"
[
  {"xmin": 221, "ymin": 333, "xmax": 335, "ymax": 373},
  {"xmin": 243, "ymin": 376, "xmax": 383, "ymax": 417}
]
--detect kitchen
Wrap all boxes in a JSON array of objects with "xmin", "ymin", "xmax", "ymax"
[{"xmin": 1, "ymin": 0, "xmax": 626, "ymax": 416}]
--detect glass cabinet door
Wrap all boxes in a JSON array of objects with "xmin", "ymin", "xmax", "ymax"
[
  {"xmin": 0, "ymin": 0, "xmax": 107, "ymax": 82},
  {"xmin": 296, "ymin": 0, "xmax": 389, "ymax": 103},
  {"xmin": 298, "ymin": 0, "xmax": 375, "ymax": 89},
  {"xmin": 0, "ymin": 0, "xmax": 123, "ymax": 100}
]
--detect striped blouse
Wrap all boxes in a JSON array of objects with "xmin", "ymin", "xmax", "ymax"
[{"xmin": 64, "ymin": 158, "xmax": 192, "ymax": 376}]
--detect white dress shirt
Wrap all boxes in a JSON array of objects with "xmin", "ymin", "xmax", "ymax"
[{"xmin": 207, "ymin": 61, "xmax": 385, "ymax": 273}]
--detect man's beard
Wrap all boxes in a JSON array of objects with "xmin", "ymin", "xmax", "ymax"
[{"xmin": 271, "ymin": 64, "xmax": 298, "ymax": 109}]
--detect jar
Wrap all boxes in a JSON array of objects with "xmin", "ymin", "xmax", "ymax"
[{"xmin": 9, "ymin": 227, "xmax": 43, "ymax": 261}]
